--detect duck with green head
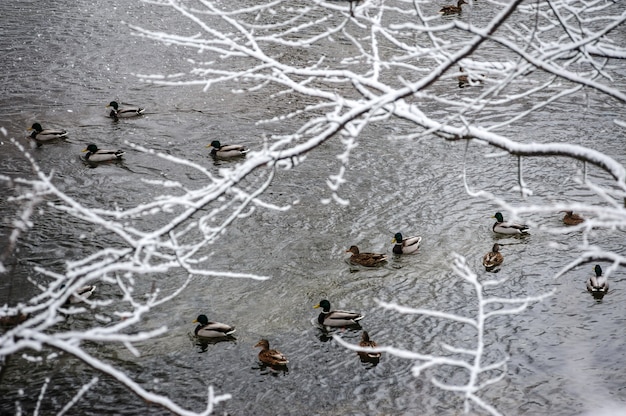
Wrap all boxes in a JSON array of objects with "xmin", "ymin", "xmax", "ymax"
[
  {"xmin": 193, "ymin": 314, "xmax": 236, "ymax": 338},
  {"xmin": 391, "ymin": 232, "xmax": 422, "ymax": 255},
  {"xmin": 27, "ymin": 122, "xmax": 68, "ymax": 146},
  {"xmin": 82, "ymin": 144, "xmax": 125, "ymax": 163},
  {"xmin": 313, "ymin": 299, "xmax": 364, "ymax": 328},
  {"xmin": 492, "ymin": 212, "xmax": 529, "ymax": 235},
  {"xmin": 106, "ymin": 101, "xmax": 144, "ymax": 119},
  {"xmin": 207, "ymin": 140, "xmax": 249, "ymax": 159},
  {"xmin": 587, "ymin": 265, "xmax": 608, "ymax": 299}
]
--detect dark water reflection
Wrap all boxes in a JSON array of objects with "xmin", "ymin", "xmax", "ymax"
[{"xmin": 1, "ymin": 0, "xmax": 626, "ymax": 415}]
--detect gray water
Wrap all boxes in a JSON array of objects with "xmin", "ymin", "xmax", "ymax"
[{"xmin": 1, "ymin": 1, "xmax": 625, "ymax": 415}]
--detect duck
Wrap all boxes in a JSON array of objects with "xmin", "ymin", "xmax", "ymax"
[
  {"xmin": 193, "ymin": 314, "xmax": 236, "ymax": 338},
  {"xmin": 67, "ymin": 285, "xmax": 97, "ymax": 304},
  {"xmin": 562, "ymin": 211, "xmax": 584, "ymax": 226},
  {"xmin": 0, "ymin": 312, "xmax": 29, "ymax": 327},
  {"xmin": 358, "ymin": 331, "xmax": 382, "ymax": 360},
  {"xmin": 346, "ymin": 245, "xmax": 388, "ymax": 267},
  {"xmin": 255, "ymin": 339, "xmax": 289, "ymax": 367},
  {"xmin": 27, "ymin": 122, "xmax": 68, "ymax": 145},
  {"xmin": 391, "ymin": 232, "xmax": 422, "ymax": 255},
  {"xmin": 440, "ymin": 0, "xmax": 467, "ymax": 15},
  {"xmin": 492, "ymin": 212, "xmax": 529, "ymax": 235},
  {"xmin": 313, "ymin": 299, "xmax": 364, "ymax": 328},
  {"xmin": 82, "ymin": 144, "xmax": 125, "ymax": 162},
  {"xmin": 457, "ymin": 67, "xmax": 484, "ymax": 88},
  {"xmin": 586, "ymin": 265, "xmax": 608, "ymax": 299},
  {"xmin": 207, "ymin": 140, "xmax": 249, "ymax": 158},
  {"xmin": 106, "ymin": 101, "xmax": 145, "ymax": 119},
  {"xmin": 482, "ymin": 243, "xmax": 503, "ymax": 271}
]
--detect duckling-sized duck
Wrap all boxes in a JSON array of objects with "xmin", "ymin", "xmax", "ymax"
[
  {"xmin": 27, "ymin": 122, "xmax": 68, "ymax": 146},
  {"xmin": 586, "ymin": 265, "xmax": 608, "ymax": 299},
  {"xmin": 192, "ymin": 314, "xmax": 236, "ymax": 338},
  {"xmin": 346, "ymin": 245, "xmax": 388, "ymax": 267},
  {"xmin": 207, "ymin": 140, "xmax": 249, "ymax": 159},
  {"xmin": 440, "ymin": 0, "xmax": 467, "ymax": 15},
  {"xmin": 82, "ymin": 144, "xmax": 125, "ymax": 163},
  {"xmin": 313, "ymin": 299, "xmax": 364, "ymax": 328},
  {"xmin": 67, "ymin": 285, "xmax": 97, "ymax": 304},
  {"xmin": 255, "ymin": 339, "xmax": 289, "ymax": 367},
  {"xmin": 458, "ymin": 67, "xmax": 485, "ymax": 88},
  {"xmin": 562, "ymin": 211, "xmax": 584, "ymax": 226},
  {"xmin": 482, "ymin": 243, "xmax": 503, "ymax": 271},
  {"xmin": 106, "ymin": 101, "xmax": 145, "ymax": 119},
  {"xmin": 0, "ymin": 312, "xmax": 29, "ymax": 327},
  {"xmin": 391, "ymin": 233, "xmax": 422, "ymax": 255},
  {"xmin": 358, "ymin": 331, "xmax": 382, "ymax": 361},
  {"xmin": 492, "ymin": 212, "xmax": 529, "ymax": 235}
]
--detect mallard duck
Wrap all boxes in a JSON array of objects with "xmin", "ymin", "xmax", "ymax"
[
  {"xmin": 440, "ymin": 0, "xmax": 467, "ymax": 15},
  {"xmin": 106, "ymin": 101, "xmax": 145, "ymax": 119},
  {"xmin": 458, "ymin": 67, "xmax": 484, "ymax": 88},
  {"xmin": 482, "ymin": 243, "xmax": 503, "ymax": 271},
  {"xmin": 492, "ymin": 212, "xmax": 529, "ymax": 235},
  {"xmin": 586, "ymin": 265, "xmax": 608, "ymax": 299},
  {"xmin": 255, "ymin": 339, "xmax": 289, "ymax": 367},
  {"xmin": 562, "ymin": 211, "xmax": 584, "ymax": 226},
  {"xmin": 0, "ymin": 312, "xmax": 29, "ymax": 327},
  {"xmin": 358, "ymin": 331, "xmax": 382, "ymax": 360},
  {"xmin": 391, "ymin": 232, "xmax": 422, "ymax": 255},
  {"xmin": 207, "ymin": 140, "xmax": 249, "ymax": 158},
  {"xmin": 313, "ymin": 299, "xmax": 364, "ymax": 328},
  {"xmin": 346, "ymin": 245, "xmax": 388, "ymax": 267},
  {"xmin": 27, "ymin": 122, "xmax": 68, "ymax": 145},
  {"xmin": 67, "ymin": 285, "xmax": 97, "ymax": 304},
  {"xmin": 82, "ymin": 144, "xmax": 125, "ymax": 162},
  {"xmin": 193, "ymin": 314, "xmax": 236, "ymax": 338}
]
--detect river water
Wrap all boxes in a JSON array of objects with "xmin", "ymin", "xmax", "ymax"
[{"xmin": 1, "ymin": 0, "xmax": 625, "ymax": 415}]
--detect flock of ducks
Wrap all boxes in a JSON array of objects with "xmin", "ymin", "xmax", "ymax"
[
  {"xmin": 484, "ymin": 211, "xmax": 609, "ymax": 300},
  {"xmin": 26, "ymin": 101, "xmax": 250, "ymax": 162}
]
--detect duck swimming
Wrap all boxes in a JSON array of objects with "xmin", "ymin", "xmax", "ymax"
[
  {"xmin": 562, "ymin": 211, "xmax": 584, "ymax": 226},
  {"xmin": 82, "ymin": 144, "xmax": 125, "ymax": 163},
  {"xmin": 391, "ymin": 232, "xmax": 422, "ymax": 255},
  {"xmin": 27, "ymin": 122, "xmax": 68, "ymax": 146},
  {"xmin": 192, "ymin": 314, "xmax": 236, "ymax": 338},
  {"xmin": 255, "ymin": 339, "xmax": 289, "ymax": 367},
  {"xmin": 586, "ymin": 265, "xmax": 608, "ymax": 299},
  {"xmin": 346, "ymin": 245, "xmax": 388, "ymax": 267},
  {"xmin": 440, "ymin": 0, "xmax": 467, "ymax": 15},
  {"xmin": 482, "ymin": 243, "xmax": 503, "ymax": 271},
  {"xmin": 313, "ymin": 299, "xmax": 364, "ymax": 328},
  {"xmin": 106, "ymin": 101, "xmax": 144, "ymax": 119},
  {"xmin": 207, "ymin": 140, "xmax": 249, "ymax": 159},
  {"xmin": 358, "ymin": 331, "xmax": 382, "ymax": 361},
  {"xmin": 492, "ymin": 212, "xmax": 529, "ymax": 235}
]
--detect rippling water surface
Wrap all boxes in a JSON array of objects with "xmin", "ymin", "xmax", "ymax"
[{"xmin": 1, "ymin": 1, "xmax": 625, "ymax": 415}]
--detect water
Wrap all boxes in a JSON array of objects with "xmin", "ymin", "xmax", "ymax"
[{"xmin": 1, "ymin": 1, "xmax": 625, "ymax": 415}]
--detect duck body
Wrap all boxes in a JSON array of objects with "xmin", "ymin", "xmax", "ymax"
[
  {"xmin": 440, "ymin": 0, "xmax": 467, "ymax": 15},
  {"xmin": 82, "ymin": 144, "xmax": 125, "ymax": 163},
  {"xmin": 193, "ymin": 314, "xmax": 236, "ymax": 338},
  {"xmin": 28, "ymin": 123, "xmax": 68, "ymax": 145},
  {"xmin": 586, "ymin": 265, "xmax": 608, "ymax": 299},
  {"xmin": 346, "ymin": 245, "xmax": 388, "ymax": 267},
  {"xmin": 562, "ymin": 211, "xmax": 584, "ymax": 226},
  {"xmin": 492, "ymin": 212, "xmax": 529, "ymax": 235},
  {"xmin": 391, "ymin": 233, "xmax": 422, "ymax": 255},
  {"xmin": 313, "ymin": 299, "xmax": 364, "ymax": 328},
  {"xmin": 482, "ymin": 243, "xmax": 503, "ymax": 271},
  {"xmin": 106, "ymin": 101, "xmax": 144, "ymax": 119},
  {"xmin": 458, "ymin": 67, "xmax": 484, "ymax": 88},
  {"xmin": 358, "ymin": 331, "xmax": 381, "ymax": 361},
  {"xmin": 207, "ymin": 140, "xmax": 249, "ymax": 159},
  {"xmin": 255, "ymin": 339, "xmax": 289, "ymax": 367},
  {"xmin": 67, "ymin": 285, "xmax": 97, "ymax": 304}
]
